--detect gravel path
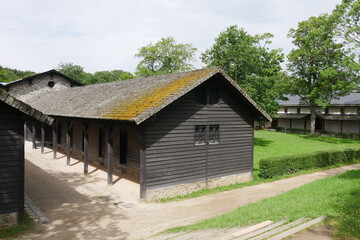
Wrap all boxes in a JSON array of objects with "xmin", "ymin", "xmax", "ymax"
[{"xmin": 16, "ymin": 144, "xmax": 360, "ymax": 240}]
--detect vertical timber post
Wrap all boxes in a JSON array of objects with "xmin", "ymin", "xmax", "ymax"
[
  {"xmin": 18, "ymin": 120, "xmax": 25, "ymax": 225},
  {"xmin": 65, "ymin": 121, "xmax": 72, "ymax": 166},
  {"xmin": 52, "ymin": 120, "xmax": 57, "ymax": 159},
  {"xmin": 41, "ymin": 123, "xmax": 45, "ymax": 153},
  {"xmin": 105, "ymin": 125, "xmax": 114, "ymax": 185},
  {"xmin": 32, "ymin": 124, "xmax": 36, "ymax": 149},
  {"xmin": 82, "ymin": 123, "xmax": 89, "ymax": 174},
  {"xmin": 135, "ymin": 125, "xmax": 147, "ymax": 199}
]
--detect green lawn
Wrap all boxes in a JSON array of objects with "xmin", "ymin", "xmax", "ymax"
[
  {"xmin": 0, "ymin": 214, "xmax": 34, "ymax": 239},
  {"xmin": 168, "ymin": 169, "xmax": 360, "ymax": 239},
  {"xmin": 253, "ymin": 131, "xmax": 360, "ymax": 179},
  {"xmin": 158, "ymin": 131, "xmax": 359, "ymax": 202}
]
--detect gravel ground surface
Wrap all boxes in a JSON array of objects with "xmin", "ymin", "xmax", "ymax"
[{"xmin": 16, "ymin": 143, "xmax": 359, "ymax": 240}]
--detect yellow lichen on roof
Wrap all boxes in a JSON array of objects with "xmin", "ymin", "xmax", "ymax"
[{"xmin": 101, "ymin": 69, "xmax": 214, "ymax": 121}]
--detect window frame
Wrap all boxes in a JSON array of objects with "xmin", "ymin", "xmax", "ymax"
[
  {"xmin": 208, "ymin": 124, "xmax": 220, "ymax": 144},
  {"xmin": 325, "ymin": 107, "xmax": 329, "ymax": 115},
  {"xmin": 340, "ymin": 107, "xmax": 345, "ymax": 115},
  {"xmin": 194, "ymin": 125, "xmax": 207, "ymax": 145}
]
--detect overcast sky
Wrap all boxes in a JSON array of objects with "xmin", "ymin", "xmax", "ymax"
[{"xmin": 0, "ymin": 0, "xmax": 341, "ymax": 74}]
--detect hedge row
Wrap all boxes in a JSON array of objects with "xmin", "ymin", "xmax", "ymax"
[
  {"xmin": 259, "ymin": 148, "xmax": 360, "ymax": 179},
  {"xmin": 275, "ymin": 127, "xmax": 360, "ymax": 140}
]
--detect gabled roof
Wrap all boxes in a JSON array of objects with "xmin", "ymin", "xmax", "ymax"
[
  {"xmin": 278, "ymin": 92, "xmax": 360, "ymax": 106},
  {"xmin": 0, "ymin": 69, "xmax": 83, "ymax": 87},
  {"xmin": 26, "ymin": 68, "xmax": 271, "ymax": 124},
  {"xmin": 0, "ymin": 89, "xmax": 53, "ymax": 125}
]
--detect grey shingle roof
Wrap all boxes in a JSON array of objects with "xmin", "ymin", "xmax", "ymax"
[
  {"xmin": 278, "ymin": 92, "xmax": 360, "ymax": 106},
  {"xmin": 0, "ymin": 89, "xmax": 53, "ymax": 125},
  {"xmin": 25, "ymin": 68, "xmax": 271, "ymax": 124}
]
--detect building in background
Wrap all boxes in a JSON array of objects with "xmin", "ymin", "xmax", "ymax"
[{"xmin": 273, "ymin": 92, "xmax": 360, "ymax": 134}]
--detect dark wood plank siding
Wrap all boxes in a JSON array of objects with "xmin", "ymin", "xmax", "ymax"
[
  {"xmin": 0, "ymin": 102, "xmax": 24, "ymax": 216},
  {"xmin": 145, "ymin": 77, "xmax": 255, "ymax": 189}
]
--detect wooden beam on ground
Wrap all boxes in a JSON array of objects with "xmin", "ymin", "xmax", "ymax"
[
  {"xmin": 52, "ymin": 121, "xmax": 57, "ymax": 159},
  {"xmin": 32, "ymin": 124, "xmax": 36, "ymax": 149},
  {"xmin": 65, "ymin": 121, "xmax": 73, "ymax": 166},
  {"xmin": 82, "ymin": 123, "xmax": 89, "ymax": 174},
  {"xmin": 105, "ymin": 125, "xmax": 114, "ymax": 185},
  {"xmin": 41, "ymin": 123, "xmax": 45, "ymax": 153}
]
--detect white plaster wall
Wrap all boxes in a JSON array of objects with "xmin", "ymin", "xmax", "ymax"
[
  {"xmin": 278, "ymin": 107, "xmax": 286, "ymax": 113},
  {"xmin": 301, "ymin": 107, "xmax": 310, "ymax": 114},
  {"xmin": 7, "ymin": 75, "xmax": 74, "ymax": 102},
  {"xmin": 342, "ymin": 121, "xmax": 360, "ymax": 134},
  {"xmin": 287, "ymin": 107, "xmax": 297, "ymax": 114},
  {"xmin": 325, "ymin": 121, "xmax": 341, "ymax": 132},
  {"xmin": 329, "ymin": 107, "xmax": 341, "ymax": 114},
  {"xmin": 278, "ymin": 119, "xmax": 290, "ymax": 128},
  {"xmin": 345, "ymin": 107, "xmax": 358, "ymax": 114}
]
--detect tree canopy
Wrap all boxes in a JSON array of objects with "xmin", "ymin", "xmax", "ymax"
[
  {"xmin": 201, "ymin": 25, "xmax": 285, "ymax": 116},
  {"xmin": 135, "ymin": 37, "xmax": 197, "ymax": 77},
  {"xmin": 0, "ymin": 66, "xmax": 35, "ymax": 83},
  {"xmin": 287, "ymin": 13, "xmax": 358, "ymax": 134},
  {"xmin": 56, "ymin": 62, "xmax": 134, "ymax": 85}
]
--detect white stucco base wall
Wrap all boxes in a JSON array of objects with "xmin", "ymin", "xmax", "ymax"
[{"xmin": 145, "ymin": 172, "xmax": 253, "ymax": 200}]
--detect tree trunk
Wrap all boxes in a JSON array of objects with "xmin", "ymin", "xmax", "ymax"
[{"xmin": 310, "ymin": 105, "xmax": 316, "ymax": 135}]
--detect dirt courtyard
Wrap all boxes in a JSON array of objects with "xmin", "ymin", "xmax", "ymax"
[{"xmin": 16, "ymin": 143, "xmax": 360, "ymax": 240}]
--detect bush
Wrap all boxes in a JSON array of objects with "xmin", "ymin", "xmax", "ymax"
[{"xmin": 259, "ymin": 148, "xmax": 360, "ymax": 178}]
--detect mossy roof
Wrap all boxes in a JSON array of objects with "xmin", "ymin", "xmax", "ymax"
[
  {"xmin": 25, "ymin": 68, "xmax": 271, "ymax": 124},
  {"xmin": 0, "ymin": 89, "xmax": 53, "ymax": 125}
]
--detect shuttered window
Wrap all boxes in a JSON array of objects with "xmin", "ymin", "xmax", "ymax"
[
  {"xmin": 209, "ymin": 125, "xmax": 220, "ymax": 144},
  {"xmin": 195, "ymin": 125, "xmax": 206, "ymax": 145}
]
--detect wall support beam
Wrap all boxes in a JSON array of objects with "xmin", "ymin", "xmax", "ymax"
[
  {"xmin": 82, "ymin": 123, "xmax": 89, "ymax": 174},
  {"xmin": 52, "ymin": 121, "xmax": 57, "ymax": 159},
  {"xmin": 41, "ymin": 123, "xmax": 45, "ymax": 153},
  {"xmin": 135, "ymin": 125, "xmax": 146, "ymax": 199},
  {"xmin": 32, "ymin": 124, "xmax": 36, "ymax": 149},
  {"xmin": 18, "ymin": 120, "xmax": 25, "ymax": 225},
  {"xmin": 105, "ymin": 125, "xmax": 114, "ymax": 185},
  {"xmin": 65, "ymin": 121, "xmax": 73, "ymax": 165}
]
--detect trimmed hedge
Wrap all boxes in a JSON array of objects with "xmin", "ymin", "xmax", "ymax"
[{"xmin": 259, "ymin": 148, "xmax": 360, "ymax": 178}]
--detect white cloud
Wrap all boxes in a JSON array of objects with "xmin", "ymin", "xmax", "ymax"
[{"xmin": 0, "ymin": 0, "xmax": 341, "ymax": 73}]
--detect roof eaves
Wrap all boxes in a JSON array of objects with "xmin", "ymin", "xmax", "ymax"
[{"xmin": 0, "ymin": 89, "xmax": 54, "ymax": 125}]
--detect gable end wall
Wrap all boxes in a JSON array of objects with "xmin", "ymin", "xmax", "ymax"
[{"xmin": 144, "ymin": 77, "xmax": 254, "ymax": 198}]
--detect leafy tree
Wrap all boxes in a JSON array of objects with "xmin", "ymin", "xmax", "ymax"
[
  {"xmin": 57, "ymin": 63, "xmax": 134, "ymax": 85},
  {"xmin": 135, "ymin": 37, "xmax": 197, "ymax": 77},
  {"xmin": 93, "ymin": 70, "xmax": 134, "ymax": 84},
  {"xmin": 0, "ymin": 65, "xmax": 35, "ymax": 83},
  {"xmin": 287, "ymin": 14, "xmax": 358, "ymax": 134},
  {"xmin": 333, "ymin": 0, "xmax": 360, "ymax": 46},
  {"xmin": 57, "ymin": 62, "xmax": 87, "ymax": 83},
  {"xmin": 201, "ymin": 25, "xmax": 285, "ymax": 116}
]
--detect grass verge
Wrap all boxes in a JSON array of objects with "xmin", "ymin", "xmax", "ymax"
[
  {"xmin": 158, "ymin": 131, "xmax": 359, "ymax": 202},
  {"xmin": 0, "ymin": 214, "xmax": 34, "ymax": 239},
  {"xmin": 167, "ymin": 170, "xmax": 360, "ymax": 239}
]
